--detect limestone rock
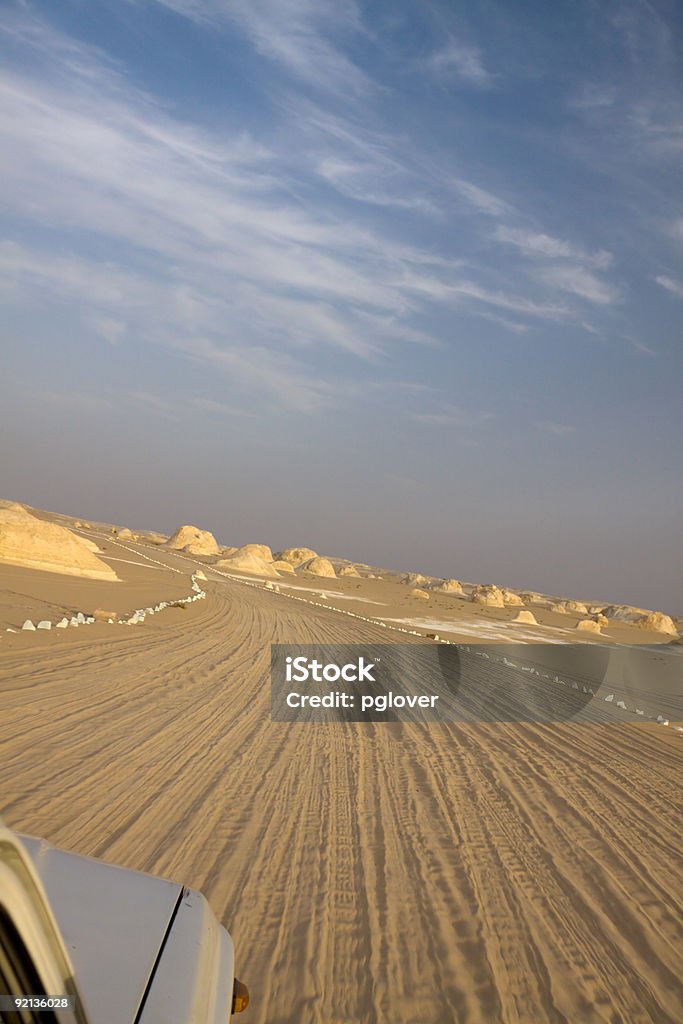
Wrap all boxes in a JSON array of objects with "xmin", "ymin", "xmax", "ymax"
[
  {"xmin": 601, "ymin": 604, "xmax": 651, "ymax": 622},
  {"xmin": 555, "ymin": 599, "xmax": 589, "ymax": 615},
  {"xmin": 402, "ymin": 573, "xmax": 429, "ymax": 586},
  {"xmin": 274, "ymin": 547, "xmax": 318, "ymax": 568},
  {"xmin": 512, "ymin": 610, "xmax": 537, "ymax": 624},
  {"xmin": 501, "ymin": 589, "xmax": 524, "ymax": 606},
  {"xmin": 339, "ymin": 565, "xmax": 361, "ymax": 577},
  {"xmin": 634, "ymin": 611, "xmax": 677, "ymax": 635},
  {"xmin": 117, "ymin": 528, "xmax": 134, "ymax": 540},
  {"xmin": 471, "ymin": 584, "xmax": 505, "ymax": 608},
  {"xmin": 216, "ymin": 550, "xmax": 280, "ymax": 578},
  {"xmin": 93, "ymin": 609, "xmax": 118, "ymax": 622},
  {"xmin": 409, "ymin": 588, "xmax": 430, "ymax": 601},
  {"xmin": 434, "ymin": 579, "xmax": 464, "ymax": 595},
  {"xmin": 165, "ymin": 525, "xmax": 220, "ymax": 556},
  {"xmin": 236, "ymin": 543, "xmax": 273, "ymax": 562},
  {"xmin": 0, "ymin": 508, "xmax": 118, "ymax": 581},
  {"xmin": 576, "ymin": 619, "xmax": 601, "ymax": 633},
  {"xmin": 300, "ymin": 556, "xmax": 337, "ymax": 578},
  {"xmin": 272, "ymin": 560, "xmax": 295, "ymax": 573}
]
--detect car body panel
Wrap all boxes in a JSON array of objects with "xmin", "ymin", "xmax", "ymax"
[{"xmin": 20, "ymin": 836, "xmax": 182, "ymax": 1024}]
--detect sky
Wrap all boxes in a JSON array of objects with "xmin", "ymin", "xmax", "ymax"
[{"xmin": 1, "ymin": 0, "xmax": 682, "ymax": 613}]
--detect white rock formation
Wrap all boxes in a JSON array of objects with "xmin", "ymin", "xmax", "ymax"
[
  {"xmin": 216, "ymin": 550, "xmax": 280, "ymax": 578},
  {"xmin": 576, "ymin": 619, "xmax": 601, "ymax": 633},
  {"xmin": 471, "ymin": 584, "xmax": 505, "ymax": 608},
  {"xmin": 402, "ymin": 573, "xmax": 429, "ymax": 586},
  {"xmin": 300, "ymin": 556, "xmax": 337, "ymax": 578},
  {"xmin": 165, "ymin": 525, "xmax": 220, "ymax": 556},
  {"xmin": 274, "ymin": 547, "xmax": 318, "ymax": 568},
  {"xmin": 339, "ymin": 565, "xmax": 361, "ymax": 577},
  {"xmin": 0, "ymin": 507, "xmax": 118, "ymax": 581},
  {"xmin": 433, "ymin": 579, "xmax": 464, "ymax": 595},
  {"xmin": 237, "ymin": 543, "xmax": 273, "ymax": 562},
  {"xmin": 634, "ymin": 611, "xmax": 677, "ymax": 635},
  {"xmin": 409, "ymin": 588, "xmax": 430, "ymax": 601},
  {"xmin": 512, "ymin": 610, "xmax": 537, "ymax": 624}
]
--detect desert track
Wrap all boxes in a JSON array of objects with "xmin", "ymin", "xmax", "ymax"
[{"xmin": 1, "ymin": 570, "xmax": 682, "ymax": 1023}]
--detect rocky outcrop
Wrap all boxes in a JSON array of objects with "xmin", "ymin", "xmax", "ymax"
[
  {"xmin": 634, "ymin": 612, "xmax": 677, "ymax": 635},
  {"xmin": 471, "ymin": 584, "xmax": 505, "ymax": 608},
  {"xmin": 433, "ymin": 579, "xmax": 464, "ymax": 595},
  {"xmin": 402, "ymin": 573, "xmax": 430, "ymax": 587},
  {"xmin": 237, "ymin": 543, "xmax": 273, "ymax": 562},
  {"xmin": 0, "ymin": 507, "xmax": 118, "ymax": 581},
  {"xmin": 215, "ymin": 548, "xmax": 280, "ymax": 578},
  {"xmin": 576, "ymin": 619, "xmax": 601, "ymax": 634},
  {"xmin": 165, "ymin": 525, "xmax": 220, "ymax": 556},
  {"xmin": 274, "ymin": 547, "xmax": 318, "ymax": 568},
  {"xmin": 300, "ymin": 556, "xmax": 337, "ymax": 578}
]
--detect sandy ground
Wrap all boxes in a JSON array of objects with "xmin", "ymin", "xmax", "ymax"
[{"xmin": 1, "ymin": 530, "xmax": 682, "ymax": 1023}]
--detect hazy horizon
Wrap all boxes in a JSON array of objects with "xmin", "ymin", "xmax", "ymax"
[{"xmin": 1, "ymin": 1, "xmax": 682, "ymax": 616}]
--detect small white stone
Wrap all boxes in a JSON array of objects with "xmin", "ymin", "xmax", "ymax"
[
  {"xmin": 56, "ymin": 618, "xmax": 69, "ymax": 628},
  {"xmin": 37, "ymin": 620, "xmax": 52, "ymax": 630},
  {"xmin": 76, "ymin": 612, "xmax": 86, "ymax": 624},
  {"xmin": 616, "ymin": 700, "xmax": 627, "ymax": 709},
  {"xmin": 22, "ymin": 620, "xmax": 36, "ymax": 631},
  {"xmin": 604, "ymin": 694, "xmax": 614, "ymax": 702}
]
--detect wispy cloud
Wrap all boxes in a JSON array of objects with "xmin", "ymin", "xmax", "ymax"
[
  {"xmin": 536, "ymin": 420, "xmax": 575, "ymax": 436},
  {"xmin": 411, "ymin": 407, "xmax": 495, "ymax": 429},
  {"xmin": 428, "ymin": 40, "xmax": 493, "ymax": 87},
  {"xmin": 654, "ymin": 274, "xmax": 683, "ymax": 298},
  {"xmin": 494, "ymin": 227, "xmax": 612, "ymax": 268},
  {"xmin": 451, "ymin": 178, "xmax": 510, "ymax": 217},
  {"xmin": 150, "ymin": 0, "xmax": 372, "ymax": 96},
  {"xmin": 539, "ymin": 266, "xmax": 620, "ymax": 306}
]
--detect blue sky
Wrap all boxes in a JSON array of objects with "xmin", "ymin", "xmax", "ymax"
[{"xmin": 1, "ymin": 0, "xmax": 682, "ymax": 611}]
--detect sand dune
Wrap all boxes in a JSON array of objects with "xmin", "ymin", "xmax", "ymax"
[{"xmin": 1, "ymin": 532, "xmax": 681, "ymax": 1023}]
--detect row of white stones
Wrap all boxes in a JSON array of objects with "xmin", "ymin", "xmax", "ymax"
[{"xmin": 12, "ymin": 574, "xmax": 206, "ymax": 633}]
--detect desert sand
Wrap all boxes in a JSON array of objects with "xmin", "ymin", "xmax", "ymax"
[{"xmin": 1, "ymin": 505, "xmax": 682, "ymax": 1023}]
